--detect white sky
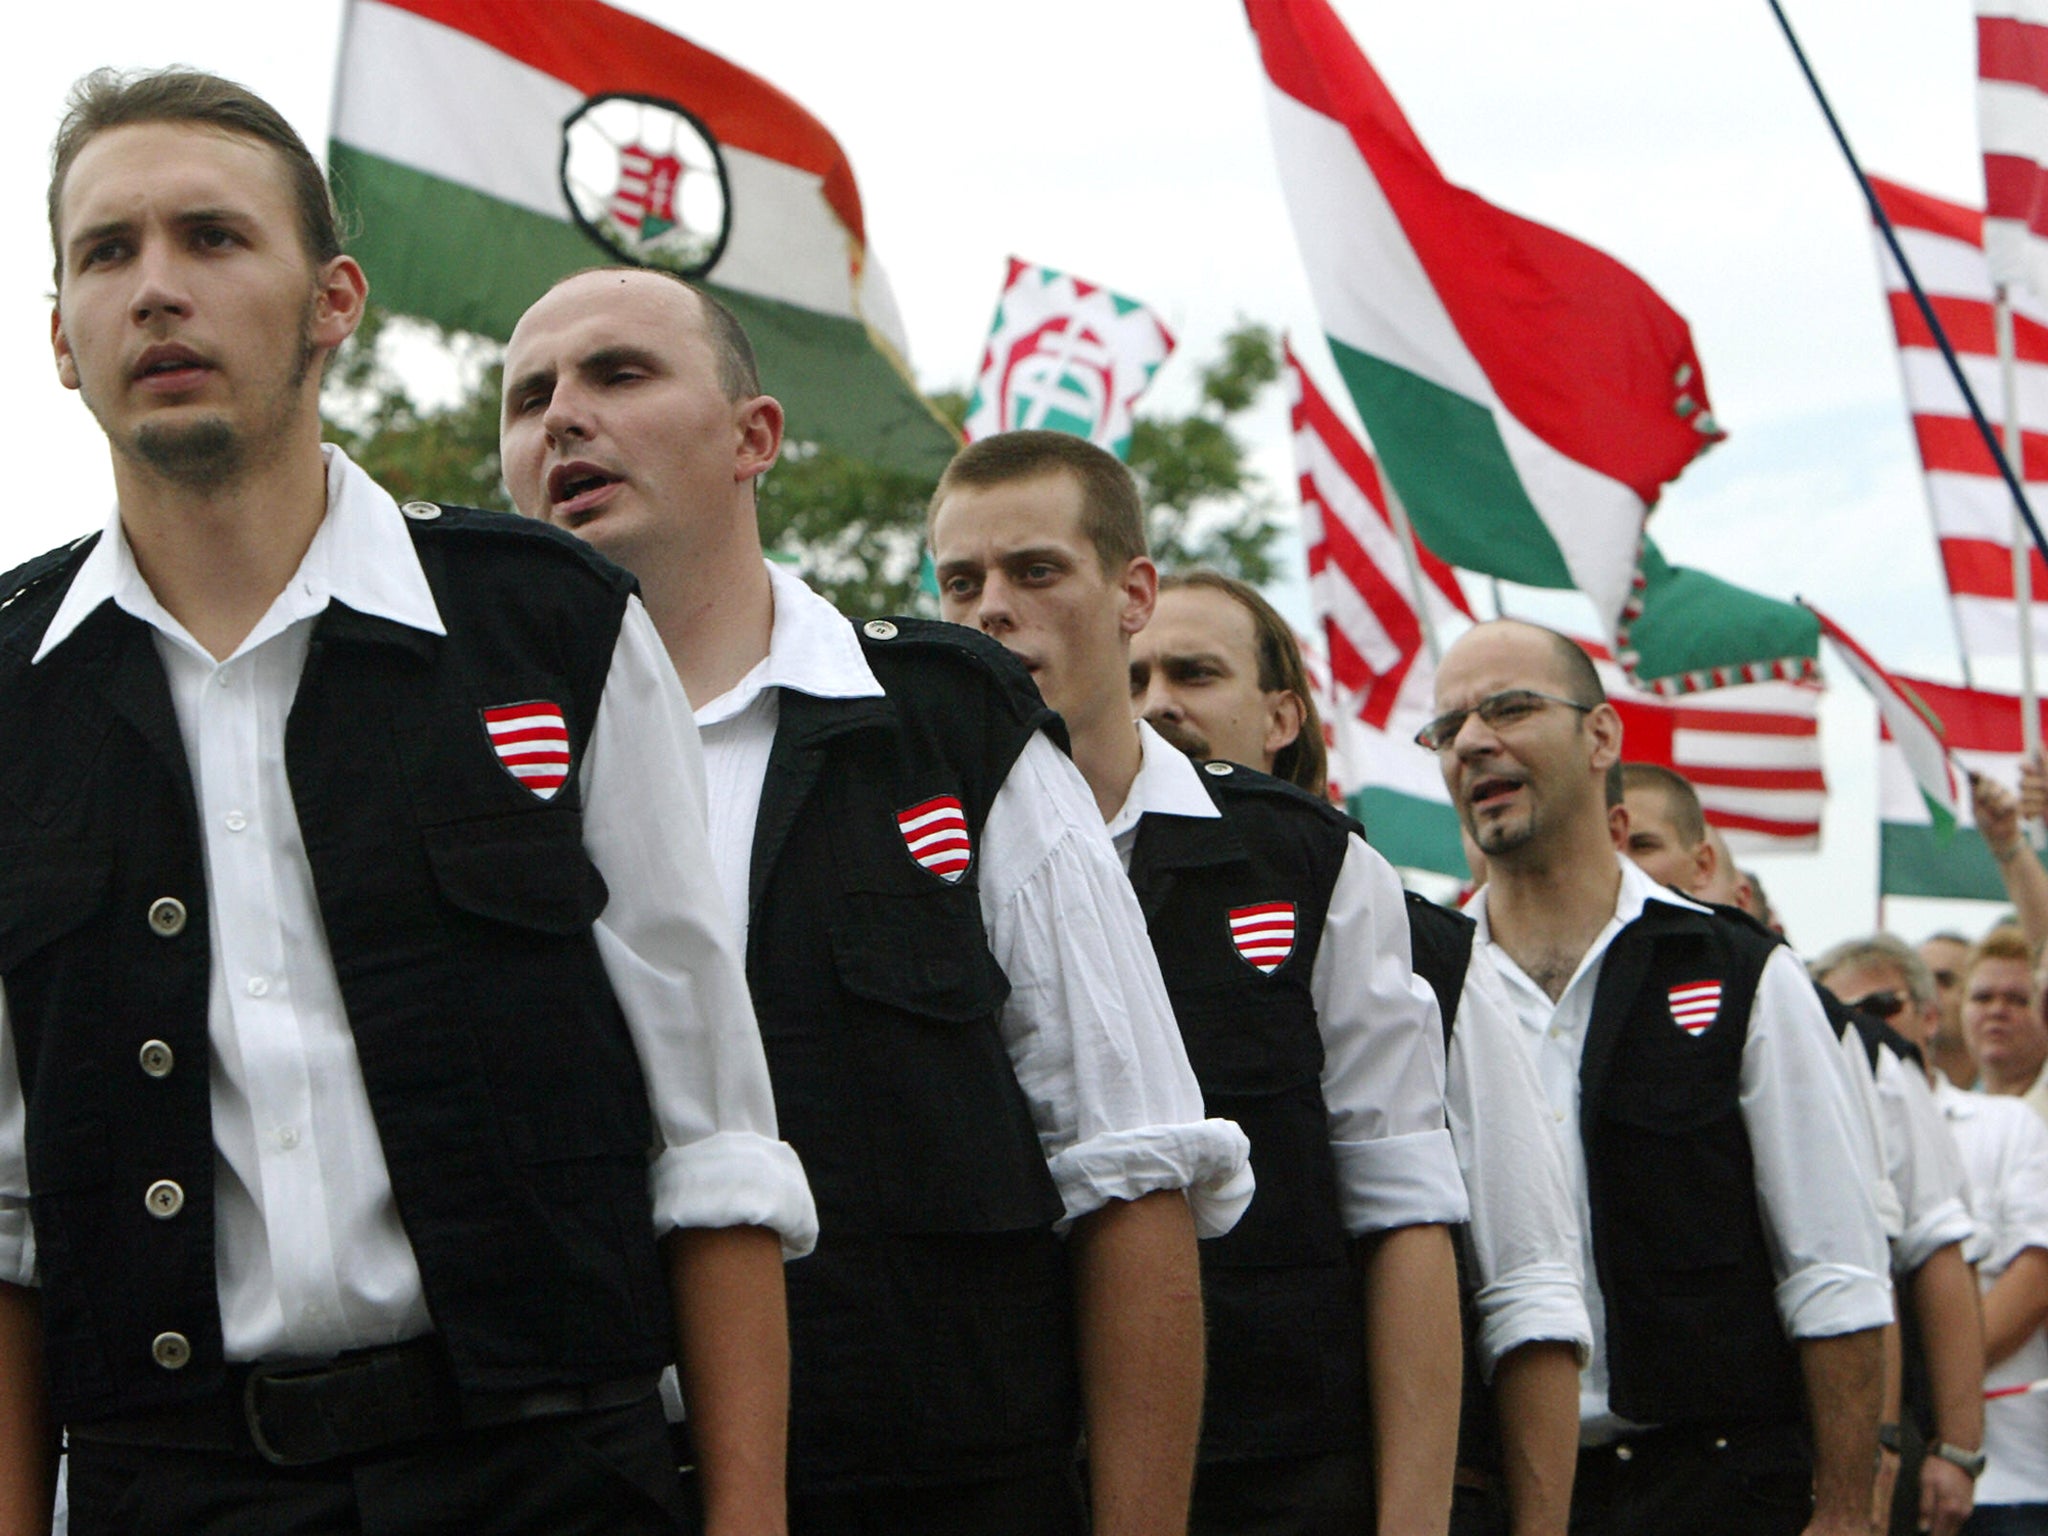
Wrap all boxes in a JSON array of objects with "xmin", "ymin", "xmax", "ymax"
[{"xmin": 0, "ymin": 1, "xmax": 2015, "ymax": 952}]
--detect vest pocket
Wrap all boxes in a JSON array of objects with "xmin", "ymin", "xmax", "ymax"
[
  {"xmin": 0, "ymin": 839, "xmax": 112, "ymax": 969},
  {"xmin": 421, "ymin": 813, "xmax": 609, "ymax": 935},
  {"xmin": 827, "ymin": 905, "xmax": 1010, "ymax": 1023}
]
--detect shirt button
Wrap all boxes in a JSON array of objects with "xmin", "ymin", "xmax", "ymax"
[
  {"xmin": 148, "ymin": 898, "xmax": 187, "ymax": 938},
  {"xmin": 144, "ymin": 1179, "xmax": 185, "ymax": 1219},
  {"xmin": 277, "ymin": 1127, "xmax": 300, "ymax": 1151},
  {"xmin": 246, "ymin": 977, "xmax": 270, "ymax": 998},
  {"xmin": 1553, "ymin": 1110, "xmax": 1566, "ymax": 1123},
  {"xmin": 138, "ymin": 1040, "xmax": 174, "ymax": 1078},
  {"xmin": 152, "ymin": 1331, "xmax": 192, "ymax": 1370},
  {"xmin": 224, "ymin": 811, "xmax": 247, "ymax": 832},
  {"xmin": 216, "ymin": 671, "xmax": 232, "ymax": 689}
]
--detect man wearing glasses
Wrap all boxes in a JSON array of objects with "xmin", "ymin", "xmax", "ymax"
[{"xmin": 1427, "ymin": 620, "xmax": 1892, "ymax": 1536}]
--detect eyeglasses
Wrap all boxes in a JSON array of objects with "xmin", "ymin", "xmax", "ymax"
[
  {"xmin": 1415, "ymin": 689, "xmax": 1594, "ymax": 753},
  {"xmin": 1846, "ymin": 990, "xmax": 1906, "ymax": 1021}
]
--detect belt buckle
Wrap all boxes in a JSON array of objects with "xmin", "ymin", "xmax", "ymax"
[{"xmin": 242, "ymin": 1360, "xmax": 335, "ymax": 1468}]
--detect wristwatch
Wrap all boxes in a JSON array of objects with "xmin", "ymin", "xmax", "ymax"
[{"xmin": 1931, "ymin": 1441, "xmax": 1988, "ymax": 1479}]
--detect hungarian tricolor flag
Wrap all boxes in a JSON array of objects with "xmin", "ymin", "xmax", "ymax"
[
  {"xmin": 1874, "ymin": 672, "xmax": 2045, "ymax": 900},
  {"xmin": 329, "ymin": 0, "xmax": 955, "ymax": 475},
  {"xmin": 1246, "ymin": 0, "xmax": 1723, "ymax": 639}
]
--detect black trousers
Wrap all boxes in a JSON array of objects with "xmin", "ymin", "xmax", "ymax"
[
  {"xmin": 1188, "ymin": 1449, "xmax": 1373, "ymax": 1536},
  {"xmin": 66, "ymin": 1396, "xmax": 690, "ymax": 1536},
  {"xmin": 1570, "ymin": 1421, "xmax": 1811, "ymax": 1536},
  {"xmin": 787, "ymin": 1462, "xmax": 1086, "ymax": 1536}
]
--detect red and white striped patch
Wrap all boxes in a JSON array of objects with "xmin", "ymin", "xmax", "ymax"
[
  {"xmin": 898, "ymin": 796, "xmax": 971, "ymax": 883},
  {"xmin": 1229, "ymin": 902, "xmax": 1297, "ymax": 974},
  {"xmin": 482, "ymin": 701, "xmax": 571, "ymax": 800},
  {"xmin": 1667, "ymin": 980, "xmax": 1723, "ymax": 1037}
]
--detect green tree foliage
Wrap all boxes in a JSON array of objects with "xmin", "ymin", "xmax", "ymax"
[{"xmin": 320, "ymin": 311, "xmax": 1286, "ymax": 613}]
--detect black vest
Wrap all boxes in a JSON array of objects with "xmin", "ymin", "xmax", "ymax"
[
  {"xmin": 1402, "ymin": 892, "xmax": 1500, "ymax": 1479},
  {"xmin": 1581, "ymin": 896, "xmax": 1801, "ymax": 1426},
  {"xmin": 0, "ymin": 509, "xmax": 670, "ymax": 1425},
  {"xmin": 1125, "ymin": 758, "xmax": 1358, "ymax": 1464},
  {"xmin": 740, "ymin": 617, "xmax": 1075, "ymax": 1491}
]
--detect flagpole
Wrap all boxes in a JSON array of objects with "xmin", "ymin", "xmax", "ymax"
[
  {"xmin": 1998, "ymin": 286, "xmax": 2046, "ymax": 851},
  {"xmin": 1382, "ymin": 478, "xmax": 1443, "ymax": 667},
  {"xmin": 1766, "ymin": 0, "xmax": 2048, "ymax": 581}
]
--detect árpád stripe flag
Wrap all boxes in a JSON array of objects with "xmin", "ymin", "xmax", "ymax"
[
  {"xmin": 962, "ymin": 259, "xmax": 1175, "ymax": 459},
  {"xmin": 1869, "ymin": 175, "xmax": 2048, "ymax": 661},
  {"xmin": 1877, "ymin": 672, "xmax": 2048, "ymax": 899},
  {"xmin": 1980, "ymin": 2, "xmax": 2048, "ymax": 298},
  {"xmin": 1289, "ymin": 341, "xmax": 1470, "ymax": 731},
  {"xmin": 330, "ymin": 0, "xmax": 955, "ymax": 475},
  {"xmin": 1247, "ymin": 0, "xmax": 1723, "ymax": 637}
]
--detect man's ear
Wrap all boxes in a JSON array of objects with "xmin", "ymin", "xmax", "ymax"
[
  {"xmin": 1262, "ymin": 689, "xmax": 1306, "ymax": 762},
  {"xmin": 309, "ymin": 256, "xmax": 369, "ymax": 356},
  {"xmin": 1117, "ymin": 556, "xmax": 1158, "ymax": 637},
  {"xmin": 734, "ymin": 394, "xmax": 784, "ymax": 484},
  {"xmin": 51, "ymin": 306, "xmax": 78, "ymax": 391},
  {"xmin": 1587, "ymin": 700, "xmax": 1624, "ymax": 771},
  {"xmin": 1690, "ymin": 830, "xmax": 1719, "ymax": 897}
]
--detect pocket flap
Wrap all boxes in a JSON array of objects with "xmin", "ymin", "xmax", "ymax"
[
  {"xmin": 422, "ymin": 814, "xmax": 608, "ymax": 935},
  {"xmin": 829, "ymin": 908, "xmax": 1008, "ymax": 1024},
  {"xmin": 0, "ymin": 840, "xmax": 112, "ymax": 970}
]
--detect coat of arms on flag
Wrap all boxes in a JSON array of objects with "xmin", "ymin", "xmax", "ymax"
[
  {"xmin": 897, "ymin": 796, "xmax": 972, "ymax": 883},
  {"xmin": 1667, "ymin": 980, "xmax": 1723, "ymax": 1037},
  {"xmin": 962, "ymin": 258, "xmax": 1175, "ymax": 459},
  {"xmin": 483, "ymin": 702, "xmax": 572, "ymax": 800},
  {"xmin": 1228, "ymin": 902, "xmax": 1297, "ymax": 975}
]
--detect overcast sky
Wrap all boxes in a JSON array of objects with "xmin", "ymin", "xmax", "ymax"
[{"xmin": 0, "ymin": 1, "xmax": 2009, "ymax": 950}]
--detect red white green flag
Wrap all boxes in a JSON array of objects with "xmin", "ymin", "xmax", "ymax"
[
  {"xmin": 961, "ymin": 259, "xmax": 1175, "ymax": 458},
  {"xmin": 1805, "ymin": 602, "xmax": 1963, "ymax": 841},
  {"xmin": 329, "ymin": 0, "xmax": 955, "ymax": 475},
  {"xmin": 1246, "ymin": 0, "xmax": 1723, "ymax": 639},
  {"xmin": 1877, "ymin": 672, "xmax": 2047, "ymax": 899}
]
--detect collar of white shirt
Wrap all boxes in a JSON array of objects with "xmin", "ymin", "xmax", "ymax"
[
  {"xmin": 32, "ymin": 443, "xmax": 446, "ymax": 666},
  {"xmin": 1104, "ymin": 719, "xmax": 1222, "ymax": 845},
  {"xmin": 694, "ymin": 560, "xmax": 886, "ymax": 727},
  {"xmin": 1467, "ymin": 853, "xmax": 1709, "ymax": 962}
]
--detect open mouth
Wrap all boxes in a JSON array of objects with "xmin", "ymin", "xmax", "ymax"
[
  {"xmin": 1467, "ymin": 774, "xmax": 1523, "ymax": 814},
  {"xmin": 132, "ymin": 345, "xmax": 210, "ymax": 388},
  {"xmin": 547, "ymin": 462, "xmax": 622, "ymax": 522}
]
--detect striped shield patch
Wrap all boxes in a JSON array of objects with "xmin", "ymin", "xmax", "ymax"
[
  {"xmin": 1667, "ymin": 980, "xmax": 1723, "ymax": 1037},
  {"xmin": 898, "ymin": 795, "xmax": 971, "ymax": 883},
  {"xmin": 482, "ymin": 701, "xmax": 571, "ymax": 800},
  {"xmin": 1229, "ymin": 901, "xmax": 1297, "ymax": 974}
]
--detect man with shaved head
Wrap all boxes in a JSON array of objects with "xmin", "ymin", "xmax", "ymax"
[
  {"xmin": 501, "ymin": 269, "xmax": 1249, "ymax": 1536},
  {"xmin": 1428, "ymin": 618, "xmax": 1891, "ymax": 1536}
]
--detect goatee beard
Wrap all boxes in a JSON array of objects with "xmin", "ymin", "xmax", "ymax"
[{"xmin": 134, "ymin": 418, "xmax": 241, "ymax": 486}]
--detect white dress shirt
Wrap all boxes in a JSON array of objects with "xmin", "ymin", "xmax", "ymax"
[
  {"xmin": 690, "ymin": 564, "xmax": 1252, "ymax": 1236},
  {"xmin": 1470, "ymin": 855, "xmax": 1893, "ymax": 1440},
  {"xmin": 1868, "ymin": 1043, "xmax": 1974, "ymax": 1274},
  {"xmin": 0, "ymin": 447, "xmax": 817, "ymax": 1363},
  {"xmin": 1105, "ymin": 722, "xmax": 1464, "ymax": 1234},
  {"xmin": 1935, "ymin": 1079, "xmax": 2048, "ymax": 1505}
]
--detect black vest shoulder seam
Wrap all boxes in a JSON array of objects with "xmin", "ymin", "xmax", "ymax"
[
  {"xmin": 854, "ymin": 616, "xmax": 1056, "ymax": 733},
  {"xmin": 0, "ymin": 534, "xmax": 98, "ymax": 650},
  {"xmin": 1196, "ymin": 761, "xmax": 1363, "ymax": 836},
  {"xmin": 405, "ymin": 504, "xmax": 638, "ymax": 598}
]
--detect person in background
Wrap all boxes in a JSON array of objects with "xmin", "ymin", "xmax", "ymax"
[
  {"xmin": 1921, "ymin": 933, "xmax": 1979, "ymax": 1091},
  {"xmin": 1131, "ymin": 566, "xmax": 1592, "ymax": 1536},
  {"xmin": 1962, "ymin": 929, "xmax": 2048, "ymax": 1130}
]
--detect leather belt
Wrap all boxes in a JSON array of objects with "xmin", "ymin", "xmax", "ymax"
[{"xmin": 68, "ymin": 1336, "xmax": 659, "ymax": 1468}]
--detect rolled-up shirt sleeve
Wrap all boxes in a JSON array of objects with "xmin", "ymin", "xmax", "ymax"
[
  {"xmin": 1310, "ymin": 836, "xmax": 1467, "ymax": 1236},
  {"xmin": 0, "ymin": 984, "xmax": 31, "ymax": 1286},
  {"xmin": 579, "ymin": 599, "xmax": 818, "ymax": 1258},
  {"xmin": 1445, "ymin": 948, "xmax": 1590, "ymax": 1378},
  {"xmin": 1874, "ymin": 1045, "xmax": 1975, "ymax": 1274},
  {"xmin": 1744, "ymin": 949, "xmax": 1894, "ymax": 1338},
  {"xmin": 980, "ymin": 732, "xmax": 1252, "ymax": 1237}
]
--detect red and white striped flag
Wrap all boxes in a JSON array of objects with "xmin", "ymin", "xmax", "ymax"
[
  {"xmin": 1980, "ymin": 2, "xmax": 2048, "ymax": 297},
  {"xmin": 1869, "ymin": 175, "xmax": 2048, "ymax": 662},
  {"xmin": 1289, "ymin": 343, "xmax": 1470, "ymax": 730}
]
